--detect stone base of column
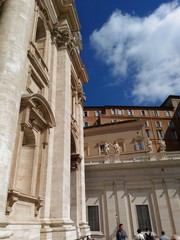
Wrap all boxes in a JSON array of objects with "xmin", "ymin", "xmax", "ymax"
[
  {"xmin": 41, "ymin": 218, "xmax": 80, "ymax": 240},
  {"xmin": 3, "ymin": 224, "xmax": 41, "ymax": 240},
  {"xmin": 0, "ymin": 228, "xmax": 13, "ymax": 239},
  {"xmin": 79, "ymin": 221, "xmax": 91, "ymax": 238}
]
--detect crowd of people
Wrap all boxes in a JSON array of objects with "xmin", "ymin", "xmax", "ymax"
[{"xmin": 116, "ymin": 224, "xmax": 179, "ymax": 240}]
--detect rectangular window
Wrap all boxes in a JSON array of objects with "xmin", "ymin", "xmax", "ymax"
[
  {"xmin": 140, "ymin": 110, "xmax": 147, "ymax": 116},
  {"xmin": 118, "ymin": 109, "xmax": 124, "ymax": 115},
  {"xmin": 127, "ymin": 109, "xmax": 133, "ymax": 115},
  {"xmin": 146, "ymin": 130, "xmax": 151, "ymax": 138},
  {"xmin": 84, "ymin": 122, "xmax": 88, "ymax": 127},
  {"xmin": 168, "ymin": 121, "xmax": 175, "ymax": 128},
  {"xmin": 83, "ymin": 111, "xmax": 88, "ymax": 117},
  {"xmin": 165, "ymin": 111, "xmax": 171, "ymax": 117},
  {"xmin": 136, "ymin": 205, "xmax": 152, "ymax": 231},
  {"xmin": 94, "ymin": 111, "xmax": 101, "ymax": 117},
  {"xmin": 157, "ymin": 130, "xmax": 164, "ymax": 139},
  {"xmin": 135, "ymin": 142, "xmax": 144, "ymax": 151},
  {"xmin": 153, "ymin": 110, "xmax": 159, "ymax": 117},
  {"xmin": 171, "ymin": 130, "xmax": 178, "ymax": 140},
  {"xmin": 155, "ymin": 121, "xmax": 162, "ymax": 127},
  {"xmin": 111, "ymin": 109, "xmax": 115, "ymax": 115},
  {"xmin": 99, "ymin": 144, "xmax": 105, "ymax": 153},
  {"xmin": 144, "ymin": 121, "xmax": 149, "ymax": 127},
  {"xmin": 88, "ymin": 206, "xmax": 100, "ymax": 231}
]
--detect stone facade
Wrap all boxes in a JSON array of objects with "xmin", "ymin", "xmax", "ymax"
[{"xmin": 0, "ymin": 0, "xmax": 90, "ymax": 239}]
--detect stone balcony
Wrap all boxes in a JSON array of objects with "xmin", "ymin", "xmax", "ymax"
[{"xmin": 85, "ymin": 151, "xmax": 180, "ymax": 165}]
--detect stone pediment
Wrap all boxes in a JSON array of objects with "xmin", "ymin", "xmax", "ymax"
[{"xmin": 21, "ymin": 93, "xmax": 56, "ymax": 131}]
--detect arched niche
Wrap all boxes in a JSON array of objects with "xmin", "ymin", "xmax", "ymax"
[{"xmin": 7, "ymin": 94, "xmax": 56, "ymax": 216}]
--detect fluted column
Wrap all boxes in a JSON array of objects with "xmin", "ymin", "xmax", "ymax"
[{"xmin": 0, "ymin": 0, "xmax": 35, "ymax": 222}]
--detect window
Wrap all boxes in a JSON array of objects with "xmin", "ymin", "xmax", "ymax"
[
  {"xmin": 157, "ymin": 130, "xmax": 164, "ymax": 139},
  {"xmin": 136, "ymin": 205, "xmax": 152, "ymax": 231},
  {"xmin": 88, "ymin": 206, "xmax": 100, "ymax": 231},
  {"xmin": 135, "ymin": 142, "xmax": 144, "ymax": 151},
  {"xmin": 165, "ymin": 111, "xmax": 171, "ymax": 117},
  {"xmin": 155, "ymin": 121, "xmax": 162, "ymax": 128},
  {"xmin": 35, "ymin": 18, "xmax": 46, "ymax": 58},
  {"xmin": 146, "ymin": 130, "xmax": 151, "ymax": 138},
  {"xmin": 144, "ymin": 121, "xmax": 149, "ymax": 127},
  {"xmin": 168, "ymin": 121, "xmax": 174, "ymax": 128},
  {"xmin": 111, "ymin": 109, "xmax": 115, "ymax": 115},
  {"xmin": 83, "ymin": 111, "xmax": 88, "ymax": 117},
  {"xmin": 140, "ymin": 110, "xmax": 147, "ymax": 116},
  {"xmin": 171, "ymin": 130, "xmax": 178, "ymax": 140},
  {"xmin": 84, "ymin": 122, "xmax": 88, "ymax": 127},
  {"xmin": 94, "ymin": 111, "xmax": 101, "ymax": 117},
  {"xmin": 153, "ymin": 110, "xmax": 159, "ymax": 117},
  {"xmin": 111, "ymin": 109, "xmax": 123, "ymax": 115},
  {"xmin": 127, "ymin": 109, "xmax": 133, "ymax": 115},
  {"xmin": 118, "ymin": 109, "xmax": 124, "ymax": 115},
  {"xmin": 99, "ymin": 144, "xmax": 105, "ymax": 153}
]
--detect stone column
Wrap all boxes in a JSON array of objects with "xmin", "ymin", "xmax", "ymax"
[
  {"xmin": 0, "ymin": 0, "xmax": 35, "ymax": 223},
  {"xmin": 51, "ymin": 48, "xmax": 73, "ymax": 226}
]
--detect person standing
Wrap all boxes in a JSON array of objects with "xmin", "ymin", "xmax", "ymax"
[
  {"xmin": 116, "ymin": 224, "xmax": 127, "ymax": 240},
  {"xmin": 135, "ymin": 229, "xmax": 145, "ymax": 240},
  {"xmin": 160, "ymin": 231, "xmax": 169, "ymax": 240}
]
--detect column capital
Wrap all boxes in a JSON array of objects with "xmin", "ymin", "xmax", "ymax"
[{"xmin": 51, "ymin": 22, "xmax": 82, "ymax": 52}]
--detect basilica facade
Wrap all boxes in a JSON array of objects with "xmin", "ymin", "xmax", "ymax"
[{"xmin": 0, "ymin": 0, "xmax": 90, "ymax": 239}]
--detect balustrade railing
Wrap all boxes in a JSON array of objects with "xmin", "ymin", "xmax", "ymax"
[{"xmin": 85, "ymin": 151, "xmax": 180, "ymax": 165}]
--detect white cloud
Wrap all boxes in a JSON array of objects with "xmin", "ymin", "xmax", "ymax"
[{"xmin": 90, "ymin": 1, "xmax": 180, "ymax": 104}]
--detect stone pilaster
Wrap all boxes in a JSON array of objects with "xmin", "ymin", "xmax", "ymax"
[
  {"xmin": 78, "ymin": 102, "xmax": 90, "ymax": 236},
  {"xmin": 51, "ymin": 47, "xmax": 74, "ymax": 229},
  {"xmin": 0, "ymin": 0, "xmax": 35, "ymax": 223}
]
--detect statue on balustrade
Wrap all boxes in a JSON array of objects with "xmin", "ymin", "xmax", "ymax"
[
  {"xmin": 159, "ymin": 138, "xmax": 166, "ymax": 152},
  {"xmin": 104, "ymin": 142, "xmax": 110, "ymax": 155},
  {"xmin": 113, "ymin": 141, "xmax": 121, "ymax": 155},
  {"xmin": 147, "ymin": 138, "xmax": 153, "ymax": 153}
]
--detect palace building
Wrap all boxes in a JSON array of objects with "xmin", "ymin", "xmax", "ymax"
[
  {"xmin": 0, "ymin": 0, "xmax": 90, "ymax": 239},
  {"xmin": 84, "ymin": 96, "xmax": 180, "ymax": 240}
]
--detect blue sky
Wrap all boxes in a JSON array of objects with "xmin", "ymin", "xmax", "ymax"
[{"xmin": 75, "ymin": 0, "xmax": 180, "ymax": 106}]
